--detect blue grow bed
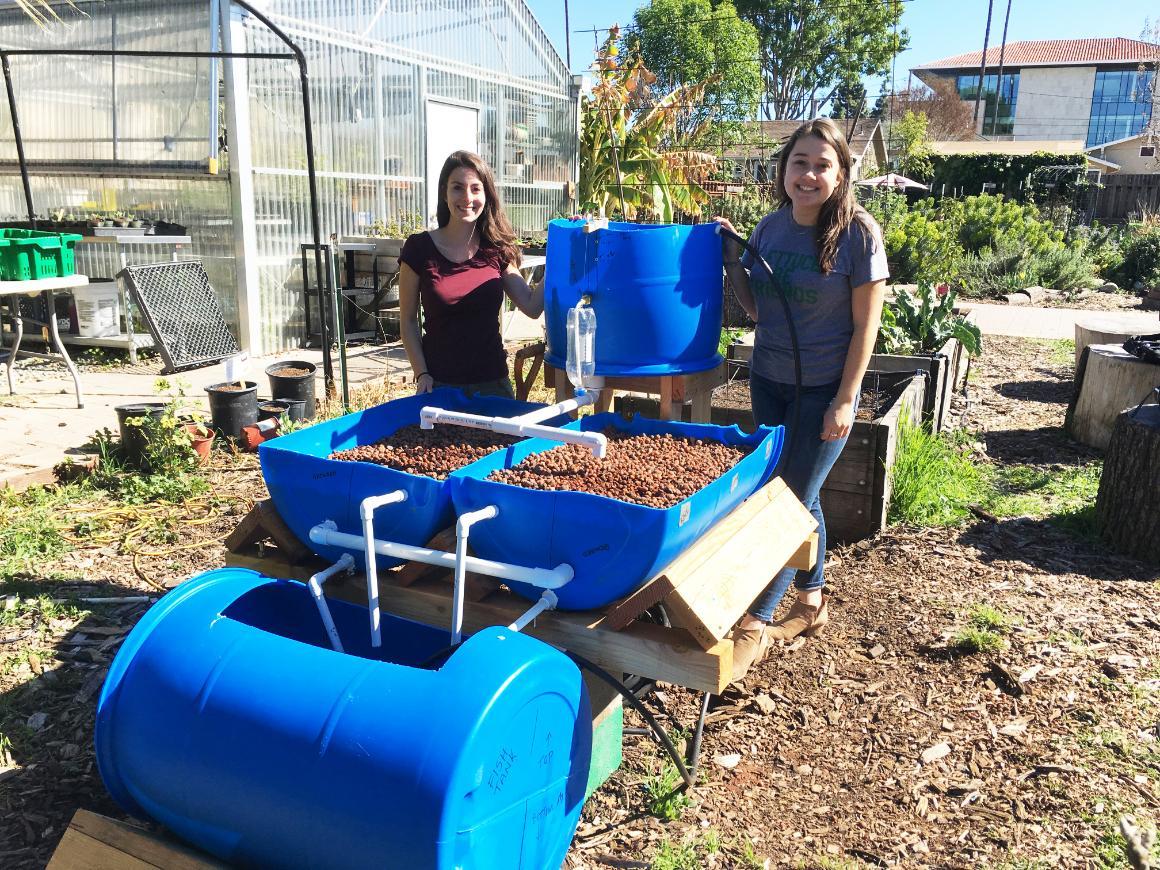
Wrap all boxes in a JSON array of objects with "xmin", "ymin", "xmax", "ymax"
[
  {"xmin": 95, "ymin": 567, "xmax": 591, "ymax": 869},
  {"xmin": 450, "ymin": 413, "xmax": 783, "ymax": 610},
  {"xmin": 259, "ymin": 388, "xmax": 565, "ymax": 566}
]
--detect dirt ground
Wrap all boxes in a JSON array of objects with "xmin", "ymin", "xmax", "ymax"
[{"xmin": 1, "ymin": 337, "xmax": 1157, "ymax": 869}]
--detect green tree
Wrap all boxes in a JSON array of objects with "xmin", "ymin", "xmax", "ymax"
[
  {"xmin": 624, "ymin": 0, "xmax": 762, "ymax": 137},
  {"xmin": 895, "ymin": 110, "xmax": 934, "ymax": 181},
  {"xmin": 829, "ymin": 78, "xmax": 867, "ymax": 120},
  {"xmin": 733, "ymin": 0, "xmax": 908, "ymax": 120}
]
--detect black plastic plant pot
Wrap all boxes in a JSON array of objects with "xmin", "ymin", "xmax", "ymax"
[
  {"xmin": 265, "ymin": 360, "xmax": 316, "ymax": 419},
  {"xmin": 257, "ymin": 399, "xmax": 293, "ymax": 422},
  {"xmin": 114, "ymin": 402, "xmax": 168, "ymax": 459},
  {"xmin": 205, "ymin": 381, "xmax": 259, "ymax": 439}
]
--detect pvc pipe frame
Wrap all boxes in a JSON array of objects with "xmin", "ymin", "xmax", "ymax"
[
  {"xmin": 360, "ymin": 491, "xmax": 408, "ymax": 647},
  {"xmin": 307, "ymin": 553, "xmax": 355, "ymax": 653},
  {"xmin": 309, "ymin": 524, "xmax": 574, "ymax": 592},
  {"xmin": 508, "ymin": 590, "xmax": 558, "ymax": 633},
  {"xmin": 419, "ymin": 403, "xmax": 608, "ymax": 458},
  {"xmin": 452, "ymin": 506, "xmax": 499, "ymax": 645}
]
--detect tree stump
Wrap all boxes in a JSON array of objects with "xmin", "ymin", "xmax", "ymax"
[
  {"xmin": 1075, "ymin": 315, "xmax": 1160, "ymax": 369},
  {"xmin": 1094, "ymin": 398, "xmax": 1160, "ymax": 565},
  {"xmin": 1067, "ymin": 344, "xmax": 1160, "ymax": 449}
]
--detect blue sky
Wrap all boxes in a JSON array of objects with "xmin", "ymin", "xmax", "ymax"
[{"xmin": 525, "ymin": 0, "xmax": 1159, "ymax": 93}]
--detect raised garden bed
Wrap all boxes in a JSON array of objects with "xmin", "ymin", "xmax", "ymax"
[{"xmin": 616, "ymin": 367, "xmax": 926, "ymax": 543}]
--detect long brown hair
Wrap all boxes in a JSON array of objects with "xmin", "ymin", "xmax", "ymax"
[
  {"xmin": 435, "ymin": 150, "xmax": 521, "ymax": 268},
  {"xmin": 774, "ymin": 118, "xmax": 871, "ymax": 274}
]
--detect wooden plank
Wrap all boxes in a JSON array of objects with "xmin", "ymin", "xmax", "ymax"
[
  {"xmin": 48, "ymin": 809, "xmax": 223, "ymax": 870},
  {"xmin": 659, "ymin": 479, "xmax": 818, "ymax": 649}
]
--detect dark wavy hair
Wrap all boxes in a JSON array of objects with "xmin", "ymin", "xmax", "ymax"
[
  {"xmin": 774, "ymin": 118, "xmax": 873, "ymax": 274},
  {"xmin": 435, "ymin": 150, "xmax": 521, "ymax": 268}
]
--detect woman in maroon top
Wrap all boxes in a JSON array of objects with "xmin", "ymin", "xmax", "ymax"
[{"xmin": 398, "ymin": 151, "xmax": 543, "ymax": 398}]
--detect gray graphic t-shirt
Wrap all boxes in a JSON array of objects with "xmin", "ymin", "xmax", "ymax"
[{"xmin": 740, "ymin": 207, "xmax": 889, "ymax": 386}]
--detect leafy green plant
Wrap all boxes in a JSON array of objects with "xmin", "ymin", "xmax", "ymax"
[
  {"xmin": 1035, "ymin": 244, "xmax": 1098, "ymax": 291},
  {"xmin": 876, "ymin": 282, "xmax": 982, "ymax": 356},
  {"xmin": 643, "ymin": 760, "xmax": 692, "ymax": 821},
  {"xmin": 882, "ymin": 207, "xmax": 964, "ymax": 285},
  {"xmin": 718, "ymin": 326, "xmax": 745, "ymax": 358},
  {"xmin": 954, "ymin": 194, "xmax": 1063, "ymax": 256},
  {"xmin": 968, "ymin": 603, "xmax": 1015, "ymax": 633},
  {"xmin": 888, "ymin": 419, "xmax": 985, "ymax": 527},
  {"xmin": 362, "ymin": 214, "xmax": 426, "ymax": 238},
  {"xmin": 0, "ymin": 484, "xmax": 79, "ymax": 576},
  {"xmin": 651, "ymin": 838, "xmax": 699, "ymax": 870},
  {"xmin": 1115, "ymin": 225, "xmax": 1160, "ymax": 289}
]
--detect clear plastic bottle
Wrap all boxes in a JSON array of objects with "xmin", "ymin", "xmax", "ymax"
[{"xmin": 566, "ymin": 302, "xmax": 596, "ymax": 390}]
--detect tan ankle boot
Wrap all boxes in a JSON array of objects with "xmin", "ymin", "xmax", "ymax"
[
  {"xmin": 765, "ymin": 595, "xmax": 829, "ymax": 643},
  {"xmin": 730, "ymin": 622, "xmax": 771, "ymax": 681}
]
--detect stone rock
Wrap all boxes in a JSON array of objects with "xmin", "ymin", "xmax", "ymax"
[
  {"xmin": 1003, "ymin": 292, "xmax": 1032, "ymax": 306},
  {"xmin": 1098, "ymin": 282, "xmax": 1120, "ymax": 293}
]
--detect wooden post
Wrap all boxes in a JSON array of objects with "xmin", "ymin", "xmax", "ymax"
[{"xmin": 1094, "ymin": 399, "xmax": 1160, "ymax": 565}]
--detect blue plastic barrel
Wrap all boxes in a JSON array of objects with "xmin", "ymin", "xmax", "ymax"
[
  {"xmin": 450, "ymin": 414, "xmax": 783, "ymax": 610},
  {"xmin": 95, "ymin": 568, "xmax": 592, "ymax": 869},
  {"xmin": 259, "ymin": 389, "xmax": 565, "ymax": 567},
  {"xmin": 544, "ymin": 220, "xmax": 724, "ymax": 376}
]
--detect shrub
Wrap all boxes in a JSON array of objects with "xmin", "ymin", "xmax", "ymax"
[
  {"xmin": 1115, "ymin": 226, "xmax": 1160, "ymax": 289},
  {"xmin": 1035, "ymin": 244, "xmax": 1098, "ymax": 291},
  {"xmin": 956, "ymin": 194, "xmax": 1063, "ymax": 256},
  {"xmin": 1073, "ymin": 221, "xmax": 1125, "ymax": 280},
  {"xmin": 958, "ymin": 240, "xmax": 1036, "ymax": 298},
  {"xmin": 883, "ymin": 208, "xmax": 963, "ymax": 285}
]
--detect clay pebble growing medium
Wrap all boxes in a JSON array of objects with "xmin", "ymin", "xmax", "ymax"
[
  {"xmin": 489, "ymin": 429, "xmax": 752, "ymax": 508},
  {"xmin": 329, "ymin": 424, "xmax": 519, "ymax": 479}
]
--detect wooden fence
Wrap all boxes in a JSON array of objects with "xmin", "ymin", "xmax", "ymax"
[{"xmin": 1092, "ymin": 174, "xmax": 1160, "ymax": 222}]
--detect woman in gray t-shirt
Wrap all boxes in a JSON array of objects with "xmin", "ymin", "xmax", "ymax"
[{"xmin": 717, "ymin": 118, "xmax": 889, "ymax": 680}]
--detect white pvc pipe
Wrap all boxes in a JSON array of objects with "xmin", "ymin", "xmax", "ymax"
[
  {"xmin": 307, "ymin": 553, "xmax": 355, "ymax": 653},
  {"xmin": 508, "ymin": 589, "xmax": 558, "ymax": 633},
  {"xmin": 452, "ymin": 505, "xmax": 499, "ymax": 645},
  {"xmin": 309, "ymin": 523, "xmax": 574, "ymax": 590},
  {"xmin": 359, "ymin": 490, "xmax": 408, "ymax": 647},
  {"xmin": 510, "ymin": 390, "xmax": 601, "ymax": 425},
  {"xmin": 419, "ymin": 406, "xmax": 608, "ymax": 458}
]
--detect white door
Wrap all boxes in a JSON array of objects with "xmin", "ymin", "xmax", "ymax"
[{"xmin": 425, "ymin": 100, "xmax": 480, "ymax": 226}]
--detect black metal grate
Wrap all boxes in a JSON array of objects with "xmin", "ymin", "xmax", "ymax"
[{"xmin": 119, "ymin": 261, "xmax": 240, "ymax": 373}]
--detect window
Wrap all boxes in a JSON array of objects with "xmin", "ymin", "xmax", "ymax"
[
  {"xmin": 955, "ymin": 72, "xmax": 1020, "ymax": 135},
  {"xmin": 1141, "ymin": 145, "xmax": 1156, "ymax": 158},
  {"xmin": 1087, "ymin": 69, "xmax": 1154, "ymax": 147}
]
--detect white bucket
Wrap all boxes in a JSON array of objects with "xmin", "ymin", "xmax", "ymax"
[{"xmin": 73, "ymin": 282, "xmax": 121, "ymax": 338}]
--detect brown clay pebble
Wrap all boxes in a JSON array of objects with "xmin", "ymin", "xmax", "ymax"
[
  {"xmin": 488, "ymin": 428, "xmax": 752, "ymax": 509},
  {"xmin": 269, "ymin": 366, "xmax": 312, "ymax": 377},
  {"xmin": 330, "ymin": 424, "xmax": 519, "ymax": 479}
]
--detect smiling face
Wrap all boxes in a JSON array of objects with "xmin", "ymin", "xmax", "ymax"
[
  {"xmin": 781, "ymin": 134, "xmax": 843, "ymax": 224},
  {"xmin": 445, "ymin": 167, "xmax": 487, "ymax": 225}
]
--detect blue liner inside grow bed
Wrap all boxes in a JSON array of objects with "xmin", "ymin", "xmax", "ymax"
[
  {"xmin": 95, "ymin": 567, "xmax": 590, "ymax": 869},
  {"xmin": 259, "ymin": 388, "xmax": 566, "ymax": 566},
  {"xmin": 449, "ymin": 413, "xmax": 783, "ymax": 610}
]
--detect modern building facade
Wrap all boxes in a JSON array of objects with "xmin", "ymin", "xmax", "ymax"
[
  {"xmin": 913, "ymin": 38, "xmax": 1158, "ymax": 149},
  {"xmin": 0, "ymin": 0, "xmax": 579, "ymax": 354}
]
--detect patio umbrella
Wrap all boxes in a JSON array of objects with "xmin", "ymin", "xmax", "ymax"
[{"xmin": 856, "ymin": 173, "xmax": 930, "ymax": 191}]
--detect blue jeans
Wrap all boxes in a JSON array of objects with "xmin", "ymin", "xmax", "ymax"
[{"xmin": 747, "ymin": 373, "xmax": 855, "ymax": 622}]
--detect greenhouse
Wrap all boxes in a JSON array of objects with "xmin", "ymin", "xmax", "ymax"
[{"xmin": 0, "ymin": 0, "xmax": 578, "ymax": 354}]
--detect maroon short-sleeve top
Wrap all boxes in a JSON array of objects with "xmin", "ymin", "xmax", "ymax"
[{"xmin": 399, "ymin": 231, "xmax": 508, "ymax": 385}]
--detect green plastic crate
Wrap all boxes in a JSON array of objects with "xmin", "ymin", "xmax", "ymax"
[{"xmin": 0, "ymin": 229, "xmax": 82, "ymax": 281}]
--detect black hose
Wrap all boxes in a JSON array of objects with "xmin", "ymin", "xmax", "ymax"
[{"xmin": 716, "ymin": 225, "xmax": 803, "ymax": 475}]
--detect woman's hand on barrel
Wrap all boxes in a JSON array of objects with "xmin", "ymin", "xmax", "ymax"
[
  {"xmin": 821, "ymin": 398, "xmax": 854, "ymax": 442},
  {"xmin": 713, "ymin": 217, "xmax": 744, "ymax": 265},
  {"xmin": 414, "ymin": 372, "xmax": 434, "ymax": 394}
]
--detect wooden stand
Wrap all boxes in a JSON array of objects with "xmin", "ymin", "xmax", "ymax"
[
  {"xmin": 224, "ymin": 478, "xmax": 816, "ymax": 695},
  {"xmin": 1095, "ymin": 397, "xmax": 1160, "ymax": 564},
  {"xmin": 1068, "ymin": 344, "xmax": 1160, "ymax": 449},
  {"xmin": 48, "ymin": 809, "xmax": 223, "ymax": 869},
  {"xmin": 542, "ymin": 357, "xmax": 726, "ymax": 422}
]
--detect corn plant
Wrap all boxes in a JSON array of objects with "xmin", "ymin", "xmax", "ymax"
[
  {"xmin": 579, "ymin": 27, "xmax": 717, "ymax": 222},
  {"xmin": 877, "ymin": 282, "xmax": 982, "ymax": 356}
]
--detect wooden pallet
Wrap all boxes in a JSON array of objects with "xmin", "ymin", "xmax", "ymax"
[
  {"xmin": 225, "ymin": 479, "xmax": 816, "ymax": 695},
  {"xmin": 48, "ymin": 809, "xmax": 223, "ymax": 869}
]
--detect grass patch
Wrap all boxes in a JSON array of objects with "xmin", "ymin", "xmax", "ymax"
[
  {"xmin": 651, "ymin": 838, "xmax": 699, "ymax": 870},
  {"xmin": 643, "ymin": 761, "xmax": 692, "ymax": 821},
  {"xmin": 1032, "ymin": 338, "xmax": 1075, "ymax": 367},
  {"xmin": 889, "ymin": 418, "xmax": 985, "ymax": 526},
  {"xmin": 983, "ymin": 462, "xmax": 1102, "ymax": 538},
  {"xmin": 0, "ymin": 484, "xmax": 88, "ymax": 577},
  {"xmin": 968, "ymin": 603, "xmax": 1016, "ymax": 633},
  {"xmin": 952, "ymin": 626, "xmax": 1005, "ymax": 654}
]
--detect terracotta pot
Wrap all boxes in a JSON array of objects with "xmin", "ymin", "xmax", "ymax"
[{"xmin": 183, "ymin": 423, "xmax": 215, "ymax": 463}]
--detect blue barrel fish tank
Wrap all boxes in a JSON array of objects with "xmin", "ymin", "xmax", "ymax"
[
  {"xmin": 94, "ymin": 221, "xmax": 790, "ymax": 868},
  {"xmin": 543, "ymin": 219, "xmax": 724, "ymax": 376}
]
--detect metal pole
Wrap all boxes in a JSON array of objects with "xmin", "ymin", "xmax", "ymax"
[
  {"xmin": 564, "ymin": 0, "xmax": 572, "ymax": 70},
  {"xmin": 973, "ymin": 0, "xmax": 995, "ymax": 132},
  {"xmin": 0, "ymin": 53, "xmax": 34, "ymax": 222},
  {"xmin": 989, "ymin": 0, "xmax": 1013, "ymax": 139}
]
